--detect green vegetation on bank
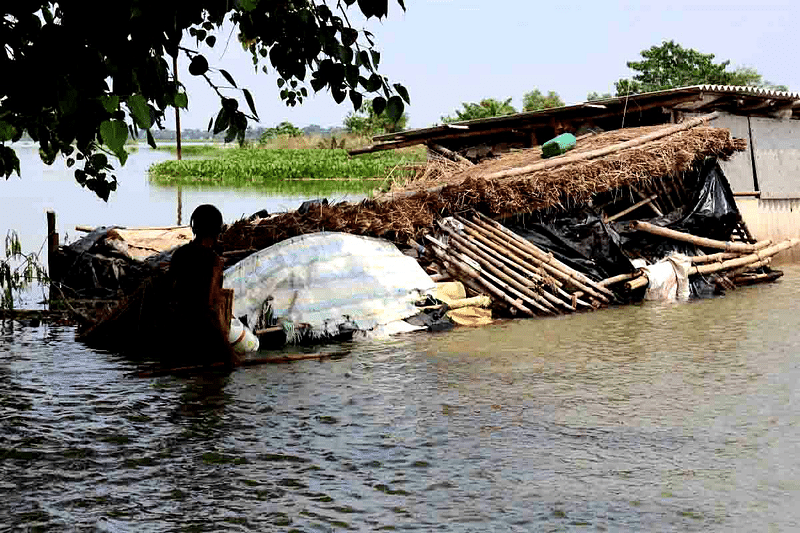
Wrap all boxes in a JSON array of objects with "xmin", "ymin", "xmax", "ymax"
[
  {"xmin": 148, "ymin": 146, "xmax": 426, "ymax": 196},
  {"xmin": 151, "ymin": 145, "xmax": 224, "ymax": 157}
]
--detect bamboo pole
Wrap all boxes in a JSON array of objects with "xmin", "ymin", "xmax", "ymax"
[
  {"xmin": 467, "ymin": 218, "xmax": 604, "ymax": 307},
  {"xmin": 447, "ymin": 239, "xmax": 557, "ymax": 314},
  {"xmin": 626, "ymin": 239, "xmax": 796, "ymax": 291},
  {"xmin": 730, "ymin": 257, "xmax": 771, "ymax": 277},
  {"xmin": 482, "ymin": 112, "xmax": 720, "ymax": 181},
  {"xmin": 469, "ymin": 213, "xmax": 614, "ymax": 300},
  {"xmin": 428, "ymin": 143, "xmax": 474, "ymax": 166},
  {"xmin": 427, "ymin": 236, "xmax": 552, "ymax": 315},
  {"xmin": 654, "ymin": 178, "xmax": 677, "ymax": 213},
  {"xmin": 689, "ymin": 252, "xmax": 740, "ymax": 264},
  {"xmin": 459, "ymin": 216, "xmax": 607, "ymax": 304},
  {"xmin": 598, "ymin": 270, "xmax": 643, "ymax": 287},
  {"xmin": 438, "ymin": 224, "xmax": 563, "ymax": 312},
  {"xmin": 425, "ymin": 236, "xmax": 534, "ymax": 316},
  {"xmin": 626, "ymin": 275, "xmax": 649, "ymax": 291},
  {"xmin": 688, "ymin": 241, "xmax": 770, "ymax": 264},
  {"xmin": 380, "ymin": 112, "xmax": 720, "ymax": 200},
  {"xmin": 627, "ymin": 221, "xmax": 768, "ymax": 253},
  {"xmin": 465, "ymin": 232, "xmax": 552, "ymax": 283},
  {"xmin": 690, "ymin": 239, "xmax": 799, "ymax": 275},
  {"xmin": 631, "ymin": 186, "xmax": 664, "ymax": 217},
  {"xmin": 455, "ymin": 230, "xmax": 590, "ymax": 308},
  {"xmin": 731, "ymin": 270, "xmax": 782, "ymax": 286},
  {"xmin": 606, "ymin": 194, "xmax": 658, "ymax": 223},
  {"xmin": 439, "ymin": 222, "xmax": 575, "ymax": 311},
  {"xmin": 637, "ymin": 182, "xmax": 666, "ymax": 215}
]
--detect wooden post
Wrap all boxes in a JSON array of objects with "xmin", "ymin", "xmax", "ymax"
[{"xmin": 46, "ymin": 210, "xmax": 58, "ymax": 281}]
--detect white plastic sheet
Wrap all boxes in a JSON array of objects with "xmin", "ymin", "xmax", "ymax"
[
  {"xmin": 222, "ymin": 232, "xmax": 435, "ymax": 340},
  {"xmin": 642, "ymin": 253, "xmax": 692, "ymax": 301}
]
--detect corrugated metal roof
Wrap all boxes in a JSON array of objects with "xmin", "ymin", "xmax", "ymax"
[
  {"xmin": 587, "ymin": 85, "xmax": 800, "ymax": 103},
  {"xmin": 370, "ymin": 85, "xmax": 799, "ymax": 144}
]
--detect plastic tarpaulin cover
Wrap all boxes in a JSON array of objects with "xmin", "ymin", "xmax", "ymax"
[{"xmin": 222, "ymin": 232, "xmax": 436, "ymax": 339}]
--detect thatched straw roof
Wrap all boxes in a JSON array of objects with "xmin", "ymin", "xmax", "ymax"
[{"xmin": 219, "ymin": 122, "xmax": 746, "ymax": 255}]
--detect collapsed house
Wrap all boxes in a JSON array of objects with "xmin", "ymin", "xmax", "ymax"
[{"xmin": 50, "ymin": 113, "xmax": 799, "ymax": 353}]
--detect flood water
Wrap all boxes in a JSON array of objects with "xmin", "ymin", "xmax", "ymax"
[
  {"xmin": 4, "ymin": 147, "xmax": 800, "ymax": 531},
  {"xmin": 2, "ymin": 267, "xmax": 800, "ymax": 531}
]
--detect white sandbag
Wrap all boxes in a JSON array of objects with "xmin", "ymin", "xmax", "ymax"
[{"xmin": 222, "ymin": 232, "xmax": 435, "ymax": 340}]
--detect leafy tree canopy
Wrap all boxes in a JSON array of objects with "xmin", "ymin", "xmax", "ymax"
[
  {"xmin": 586, "ymin": 91, "xmax": 613, "ymax": 101},
  {"xmin": 344, "ymin": 103, "xmax": 408, "ymax": 136},
  {"xmin": 259, "ymin": 122, "xmax": 304, "ymax": 143},
  {"xmin": 614, "ymin": 40, "xmax": 787, "ymax": 96},
  {"xmin": 441, "ymin": 98, "xmax": 517, "ymax": 123},
  {"xmin": 522, "ymin": 89, "xmax": 564, "ymax": 112},
  {"xmin": 0, "ymin": 1, "xmax": 409, "ymax": 199}
]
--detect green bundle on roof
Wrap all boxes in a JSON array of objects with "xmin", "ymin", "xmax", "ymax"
[{"xmin": 542, "ymin": 133, "xmax": 576, "ymax": 158}]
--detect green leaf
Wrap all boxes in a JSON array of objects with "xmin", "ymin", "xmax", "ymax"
[
  {"xmin": 310, "ymin": 78, "xmax": 325, "ymax": 92},
  {"xmin": 100, "ymin": 95, "xmax": 120, "ymax": 114},
  {"xmin": 206, "ymin": 35, "xmax": 216, "ymax": 47},
  {"xmin": 332, "ymin": 86, "xmax": 346, "ymax": 104},
  {"xmin": 393, "ymin": 83, "xmax": 410, "ymax": 104},
  {"xmin": 340, "ymin": 28, "xmax": 358, "ymax": 47},
  {"xmin": 243, "ymin": 89, "xmax": 258, "ymax": 120},
  {"xmin": 174, "ymin": 92, "xmax": 188, "ymax": 109},
  {"xmin": 213, "ymin": 109, "xmax": 229, "ymax": 135},
  {"xmin": 385, "ymin": 96, "xmax": 404, "ymax": 123},
  {"xmin": 91, "ymin": 153, "xmax": 109, "ymax": 169},
  {"xmin": 188, "ymin": 55, "xmax": 209, "ymax": 76},
  {"xmin": 277, "ymin": 78, "xmax": 285, "ymax": 88},
  {"xmin": 0, "ymin": 121, "xmax": 17, "ymax": 142},
  {"xmin": 99, "ymin": 120, "xmax": 128, "ymax": 153},
  {"xmin": 372, "ymin": 96, "xmax": 386, "ymax": 116},
  {"xmin": 146, "ymin": 129, "xmax": 156, "ymax": 149},
  {"xmin": 358, "ymin": 50, "xmax": 372, "ymax": 71},
  {"xmin": 370, "ymin": 50, "xmax": 381, "ymax": 68},
  {"xmin": 363, "ymin": 73, "xmax": 382, "ymax": 92},
  {"xmin": 127, "ymin": 94, "xmax": 152, "ymax": 129},
  {"xmin": 349, "ymin": 90, "xmax": 363, "ymax": 110},
  {"xmin": 240, "ymin": 0, "xmax": 259, "ymax": 11},
  {"xmin": 219, "ymin": 69, "xmax": 238, "ymax": 88}
]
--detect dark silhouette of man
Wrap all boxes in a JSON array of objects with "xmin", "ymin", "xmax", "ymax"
[{"xmin": 169, "ymin": 204, "xmax": 240, "ymax": 369}]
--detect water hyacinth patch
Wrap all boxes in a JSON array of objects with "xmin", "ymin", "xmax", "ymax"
[{"xmin": 148, "ymin": 147, "xmax": 425, "ymax": 196}]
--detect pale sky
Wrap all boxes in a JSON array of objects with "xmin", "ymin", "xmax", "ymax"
[{"xmin": 167, "ymin": 0, "xmax": 799, "ymax": 131}]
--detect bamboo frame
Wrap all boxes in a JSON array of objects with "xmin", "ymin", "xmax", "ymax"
[
  {"xmin": 437, "ymin": 222, "xmax": 569, "ymax": 312},
  {"xmin": 470, "ymin": 213, "xmax": 614, "ymax": 300},
  {"xmin": 606, "ymin": 194, "xmax": 658, "ymax": 223},
  {"xmin": 628, "ymin": 221, "xmax": 768, "ymax": 253}
]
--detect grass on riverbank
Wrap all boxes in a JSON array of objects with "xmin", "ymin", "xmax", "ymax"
[
  {"xmin": 151, "ymin": 144, "xmax": 224, "ymax": 157},
  {"xmin": 149, "ymin": 146, "xmax": 426, "ymax": 196}
]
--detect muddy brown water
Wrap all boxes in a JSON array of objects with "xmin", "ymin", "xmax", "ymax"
[{"xmin": 3, "ymin": 266, "xmax": 800, "ymax": 531}]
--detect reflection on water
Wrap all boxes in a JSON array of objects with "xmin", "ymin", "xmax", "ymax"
[{"xmin": 2, "ymin": 267, "xmax": 800, "ymax": 531}]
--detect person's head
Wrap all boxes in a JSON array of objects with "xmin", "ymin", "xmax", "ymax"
[{"xmin": 190, "ymin": 204, "xmax": 223, "ymax": 240}]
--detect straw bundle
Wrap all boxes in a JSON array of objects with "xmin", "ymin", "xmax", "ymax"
[{"xmin": 219, "ymin": 124, "xmax": 746, "ymax": 255}]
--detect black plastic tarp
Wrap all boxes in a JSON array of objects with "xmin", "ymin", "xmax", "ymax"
[
  {"xmin": 612, "ymin": 159, "xmax": 741, "ymax": 261},
  {"xmin": 503, "ymin": 158, "xmax": 742, "ymax": 284}
]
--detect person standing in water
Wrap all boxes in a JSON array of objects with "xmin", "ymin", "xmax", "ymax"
[{"xmin": 169, "ymin": 204, "xmax": 240, "ymax": 368}]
